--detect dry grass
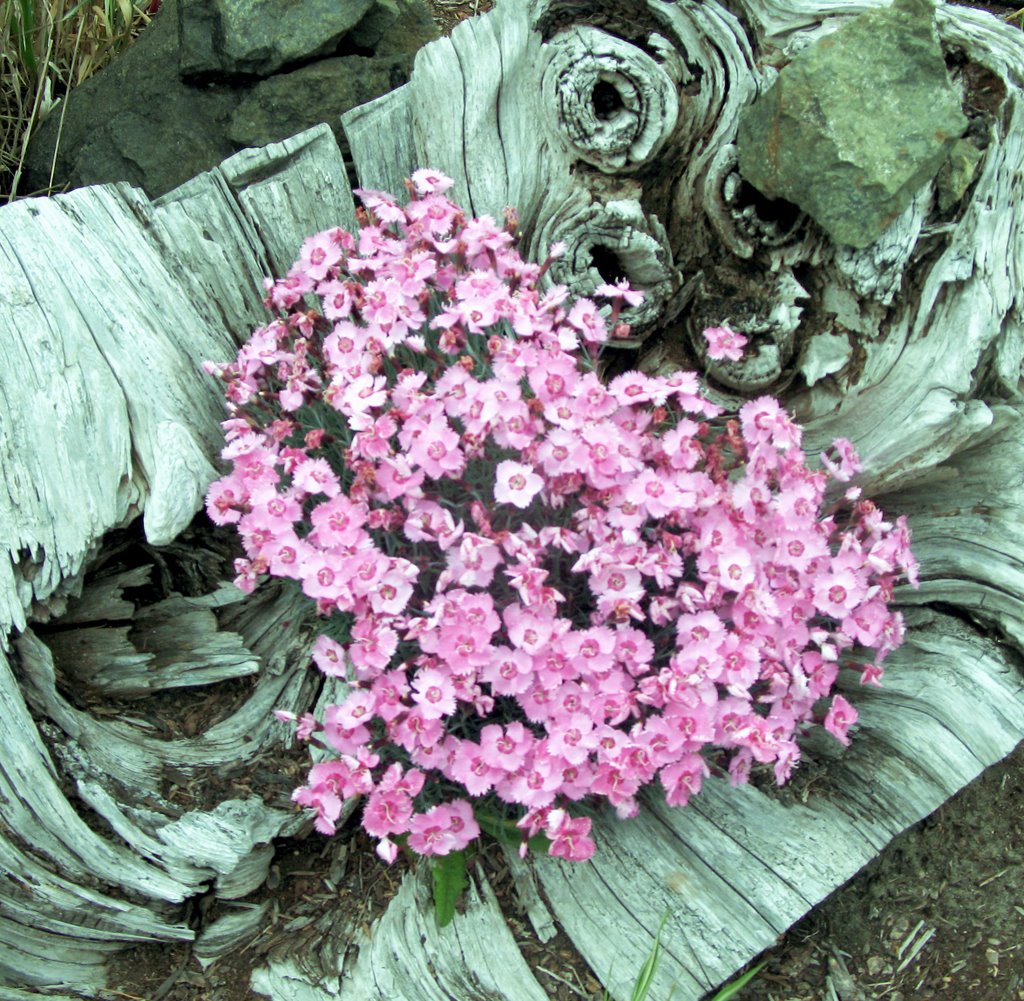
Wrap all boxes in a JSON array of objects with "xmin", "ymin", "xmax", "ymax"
[
  {"xmin": 0, "ymin": 0, "xmax": 153, "ymax": 202},
  {"xmin": 428, "ymin": 0, "xmax": 495, "ymax": 36}
]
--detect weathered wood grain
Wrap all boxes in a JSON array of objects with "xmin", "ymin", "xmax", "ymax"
[
  {"xmin": 342, "ymin": 85, "xmax": 418, "ymax": 207},
  {"xmin": 0, "ymin": 123, "xmax": 351, "ymax": 995},
  {"xmin": 0, "ymin": 121, "xmax": 365, "ymax": 989},
  {"xmin": 345, "ymin": 3, "xmax": 681, "ymax": 344},
  {"xmin": 217, "ymin": 124, "xmax": 359, "ymax": 277},
  {"xmin": 1, "ymin": 2, "xmax": 1024, "ymax": 999},
  {"xmin": 0, "ymin": 572, "xmax": 318, "ymax": 985},
  {"xmin": 253, "ymin": 865, "xmax": 551, "ymax": 1001},
  {"xmin": 0, "ymin": 124, "xmax": 357, "ymax": 640},
  {"xmin": 45, "ymin": 590, "xmax": 260, "ymax": 697}
]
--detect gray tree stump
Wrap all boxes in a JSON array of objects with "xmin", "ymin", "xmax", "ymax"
[{"xmin": 1, "ymin": 1, "xmax": 1023, "ymax": 999}]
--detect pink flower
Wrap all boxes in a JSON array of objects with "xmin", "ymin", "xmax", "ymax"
[
  {"xmin": 565, "ymin": 298, "xmax": 607, "ymax": 342},
  {"xmin": 298, "ymin": 231, "xmax": 343, "ymax": 282},
  {"xmin": 205, "ymin": 475, "xmax": 247, "ymax": 525},
  {"xmin": 311, "ymin": 635, "xmax": 347, "ymax": 677},
  {"xmin": 594, "ymin": 279, "xmax": 645, "ymax": 307},
  {"xmin": 812, "ymin": 568, "xmax": 866, "ymax": 619},
  {"xmin": 545, "ymin": 809, "xmax": 595, "ymax": 862},
  {"xmin": 410, "ymin": 169, "xmax": 455, "ymax": 195},
  {"xmin": 407, "ymin": 805, "xmax": 459, "ymax": 855},
  {"xmin": 821, "ymin": 437, "xmax": 862, "ymax": 482},
  {"xmin": 362, "ymin": 788, "xmax": 414, "ymax": 837},
  {"xmin": 208, "ymin": 171, "xmax": 915, "ymax": 867},
  {"xmin": 411, "ymin": 667, "xmax": 457, "ymax": 719},
  {"xmin": 443, "ymin": 799, "xmax": 481, "ymax": 849},
  {"xmin": 480, "ymin": 722, "xmax": 531, "ymax": 772},
  {"xmin": 376, "ymin": 837, "xmax": 399, "ymax": 864},
  {"xmin": 369, "ymin": 570, "xmax": 414, "ymax": 616},
  {"xmin": 739, "ymin": 395, "xmax": 802, "ymax": 448},
  {"xmin": 823, "ymin": 694, "xmax": 858, "ymax": 746},
  {"xmin": 334, "ymin": 689, "xmax": 377, "ymax": 729},
  {"xmin": 702, "ymin": 325, "xmax": 748, "ymax": 361},
  {"xmin": 494, "ymin": 460, "xmax": 543, "ymax": 508}
]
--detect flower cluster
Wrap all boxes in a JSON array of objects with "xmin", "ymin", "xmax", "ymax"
[{"xmin": 205, "ymin": 170, "xmax": 917, "ymax": 864}]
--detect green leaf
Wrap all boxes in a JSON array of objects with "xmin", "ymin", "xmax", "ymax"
[
  {"xmin": 707, "ymin": 960, "xmax": 767, "ymax": 1001},
  {"xmin": 475, "ymin": 810, "xmax": 552, "ymax": 855},
  {"xmin": 475, "ymin": 811, "xmax": 521, "ymax": 844},
  {"xmin": 431, "ymin": 850, "xmax": 467, "ymax": 929}
]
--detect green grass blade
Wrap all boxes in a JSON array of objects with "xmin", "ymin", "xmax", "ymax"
[
  {"xmin": 706, "ymin": 959, "xmax": 767, "ymax": 1001},
  {"xmin": 60, "ymin": 2, "xmax": 92, "ymax": 24},
  {"xmin": 474, "ymin": 810, "xmax": 521, "ymax": 845},
  {"xmin": 16, "ymin": 0, "xmax": 37, "ymax": 77},
  {"xmin": 630, "ymin": 914, "xmax": 669, "ymax": 1001},
  {"xmin": 431, "ymin": 850, "xmax": 467, "ymax": 929}
]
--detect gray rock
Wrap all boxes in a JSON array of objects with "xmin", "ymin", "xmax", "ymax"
[
  {"xmin": 736, "ymin": 0, "xmax": 967, "ymax": 248},
  {"xmin": 227, "ymin": 55, "xmax": 412, "ymax": 152},
  {"xmin": 351, "ymin": 0, "xmax": 438, "ymax": 58},
  {"xmin": 349, "ymin": 0, "xmax": 402, "ymax": 51},
  {"xmin": 21, "ymin": 0, "xmax": 437, "ymax": 200},
  {"xmin": 178, "ymin": 0, "xmax": 376, "ymax": 78},
  {"xmin": 21, "ymin": 0, "xmax": 242, "ymax": 199}
]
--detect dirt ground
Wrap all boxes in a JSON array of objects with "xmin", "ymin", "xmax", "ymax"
[{"xmin": 78, "ymin": 1, "xmax": 1024, "ymax": 999}]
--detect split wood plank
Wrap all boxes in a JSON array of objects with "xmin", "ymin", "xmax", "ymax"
[
  {"xmin": 0, "ymin": 123, "xmax": 355, "ymax": 640},
  {"xmin": 0, "ymin": 122, "xmax": 361, "ymax": 991}
]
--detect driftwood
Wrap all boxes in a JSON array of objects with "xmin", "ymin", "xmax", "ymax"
[
  {"xmin": 0, "ymin": 0, "xmax": 1023, "ymax": 998},
  {"xmin": 344, "ymin": 5, "xmax": 1024, "ymax": 993},
  {"xmin": 0, "ymin": 127, "xmax": 349, "ymax": 990}
]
